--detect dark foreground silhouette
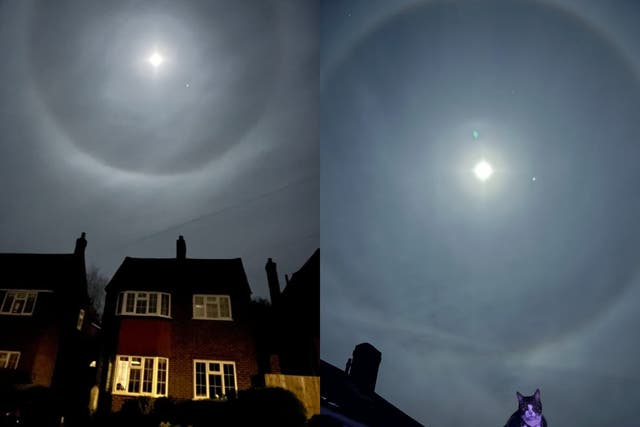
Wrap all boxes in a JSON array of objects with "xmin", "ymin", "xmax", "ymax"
[{"xmin": 0, "ymin": 386, "xmax": 307, "ymax": 427}]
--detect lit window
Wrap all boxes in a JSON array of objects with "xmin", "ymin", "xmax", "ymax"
[
  {"xmin": 116, "ymin": 292, "xmax": 171, "ymax": 317},
  {"xmin": 113, "ymin": 355, "xmax": 168, "ymax": 397},
  {"xmin": 105, "ymin": 361, "xmax": 113, "ymax": 392},
  {"xmin": 192, "ymin": 295, "xmax": 232, "ymax": 320},
  {"xmin": 0, "ymin": 351, "xmax": 20, "ymax": 369},
  {"xmin": 0, "ymin": 290, "xmax": 38, "ymax": 316},
  {"xmin": 193, "ymin": 360, "xmax": 236, "ymax": 400},
  {"xmin": 77, "ymin": 309, "xmax": 85, "ymax": 331}
]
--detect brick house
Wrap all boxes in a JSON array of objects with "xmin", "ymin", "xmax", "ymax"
[
  {"xmin": 0, "ymin": 233, "xmax": 96, "ymax": 416},
  {"xmin": 98, "ymin": 236, "xmax": 259, "ymax": 411}
]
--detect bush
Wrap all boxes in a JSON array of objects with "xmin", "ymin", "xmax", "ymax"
[
  {"xmin": 235, "ymin": 387, "xmax": 307, "ymax": 427},
  {"xmin": 93, "ymin": 386, "xmax": 308, "ymax": 427},
  {"xmin": 153, "ymin": 397, "xmax": 177, "ymax": 422},
  {"xmin": 0, "ymin": 386, "xmax": 61, "ymax": 427},
  {"xmin": 112, "ymin": 397, "xmax": 155, "ymax": 427},
  {"xmin": 173, "ymin": 399, "xmax": 233, "ymax": 427}
]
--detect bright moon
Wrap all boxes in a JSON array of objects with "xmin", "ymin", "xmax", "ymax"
[
  {"xmin": 474, "ymin": 160, "xmax": 494, "ymax": 181},
  {"xmin": 148, "ymin": 52, "xmax": 164, "ymax": 68}
]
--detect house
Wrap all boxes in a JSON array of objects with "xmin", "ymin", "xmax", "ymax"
[
  {"xmin": 257, "ymin": 249, "xmax": 320, "ymax": 416},
  {"xmin": 98, "ymin": 236, "xmax": 259, "ymax": 412},
  {"xmin": 320, "ymin": 343, "xmax": 425, "ymax": 427},
  {"xmin": 267, "ymin": 248, "xmax": 319, "ymax": 376},
  {"xmin": 0, "ymin": 233, "xmax": 97, "ymax": 418}
]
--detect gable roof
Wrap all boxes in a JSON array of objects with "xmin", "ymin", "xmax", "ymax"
[
  {"xmin": 106, "ymin": 257, "xmax": 252, "ymax": 295},
  {"xmin": 0, "ymin": 253, "xmax": 85, "ymax": 293}
]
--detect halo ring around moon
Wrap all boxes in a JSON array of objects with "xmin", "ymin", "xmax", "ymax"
[
  {"xmin": 26, "ymin": 1, "xmax": 280, "ymax": 176},
  {"xmin": 323, "ymin": 0, "xmax": 640, "ymax": 355}
]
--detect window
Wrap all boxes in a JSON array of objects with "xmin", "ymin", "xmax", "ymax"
[
  {"xmin": 192, "ymin": 295, "xmax": 232, "ymax": 320},
  {"xmin": 193, "ymin": 360, "xmax": 236, "ymax": 400},
  {"xmin": 0, "ymin": 290, "xmax": 38, "ymax": 315},
  {"xmin": 0, "ymin": 351, "xmax": 20, "ymax": 369},
  {"xmin": 77, "ymin": 309, "xmax": 85, "ymax": 331},
  {"xmin": 106, "ymin": 361, "xmax": 113, "ymax": 392},
  {"xmin": 113, "ymin": 355, "xmax": 168, "ymax": 397},
  {"xmin": 116, "ymin": 291, "xmax": 171, "ymax": 317}
]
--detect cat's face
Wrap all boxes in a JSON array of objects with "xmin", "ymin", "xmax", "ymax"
[{"xmin": 517, "ymin": 389, "xmax": 542, "ymax": 426}]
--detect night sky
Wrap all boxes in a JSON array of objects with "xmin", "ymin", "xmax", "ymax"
[
  {"xmin": 0, "ymin": 1, "xmax": 318, "ymax": 301},
  {"xmin": 321, "ymin": 1, "xmax": 640, "ymax": 426},
  {"xmin": 4, "ymin": 0, "xmax": 640, "ymax": 424}
]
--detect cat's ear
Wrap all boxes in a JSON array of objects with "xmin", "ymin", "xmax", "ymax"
[
  {"xmin": 517, "ymin": 391, "xmax": 523, "ymax": 404},
  {"xmin": 534, "ymin": 389, "xmax": 540, "ymax": 402}
]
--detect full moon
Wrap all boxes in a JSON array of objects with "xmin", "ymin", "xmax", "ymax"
[
  {"xmin": 148, "ymin": 51, "xmax": 164, "ymax": 68},
  {"xmin": 473, "ymin": 160, "xmax": 494, "ymax": 181}
]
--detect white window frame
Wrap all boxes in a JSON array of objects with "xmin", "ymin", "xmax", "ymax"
[
  {"xmin": 0, "ymin": 289, "xmax": 44, "ymax": 316},
  {"xmin": 112, "ymin": 355, "xmax": 169, "ymax": 397},
  {"xmin": 116, "ymin": 291, "xmax": 171, "ymax": 318},
  {"xmin": 192, "ymin": 294, "xmax": 232, "ymax": 320},
  {"xmin": 0, "ymin": 351, "xmax": 20, "ymax": 369},
  {"xmin": 193, "ymin": 359, "xmax": 237, "ymax": 400},
  {"xmin": 105, "ymin": 360, "xmax": 113, "ymax": 392},
  {"xmin": 77, "ymin": 309, "xmax": 85, "ymax": 331}
]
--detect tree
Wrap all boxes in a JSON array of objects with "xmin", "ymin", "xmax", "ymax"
[{"xmin": 87, "ymin": 266, "xmax": 109, "ymax": 318}]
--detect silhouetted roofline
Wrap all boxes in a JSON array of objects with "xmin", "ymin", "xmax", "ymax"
[
  {"xmin": 281, "ymin": 248, "xmax": 319, "ymax": 297},
  {"xmin": 0, "ymin": 252, "xmax": 77, "ymax": 258},
  {"xmin": 0, "ymin": 252, "xmax": 86, "ymax": 292},
  {"xmin": 320, "ymin": 359, "xmax": 425, "ymax": 427},
  {"xmin": 106, "ymin": 256, "xmax": 253, "ymax": 295}
]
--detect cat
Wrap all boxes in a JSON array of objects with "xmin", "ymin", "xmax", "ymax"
[{"xmin": 503, "ymin": 388, "xmax": 548, "ymax": 427}]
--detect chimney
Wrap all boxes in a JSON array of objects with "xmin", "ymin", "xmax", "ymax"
[
  {"xmin": 176, "ymin": 235, "xmax": 186, "ymax": 260},
  {"xmin": 349, "ymin": 343, "xmax": 382, "ymax": 395},
  {"xmin": 265, "ymin": 258, "xmax": 281, "ymax": 305},
  {"xmin": 74, "ymin": 232, "xmax": 87, "ymax": 257}
]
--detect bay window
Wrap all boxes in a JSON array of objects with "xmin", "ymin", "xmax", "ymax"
[
  {"xmin": 0, "ymin": 290, "xmax": 38, "ymax": 315},
  {"xmin": 0, "ymin": 351, "xmax": 20, "ymax": 369},
  {"xmin": 113, "ymin": 355, "xmax": 168, "ymax": 397},
  {"xmin": 116, "ymin": 291, "xmax": 171, "ymax": 317}
]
